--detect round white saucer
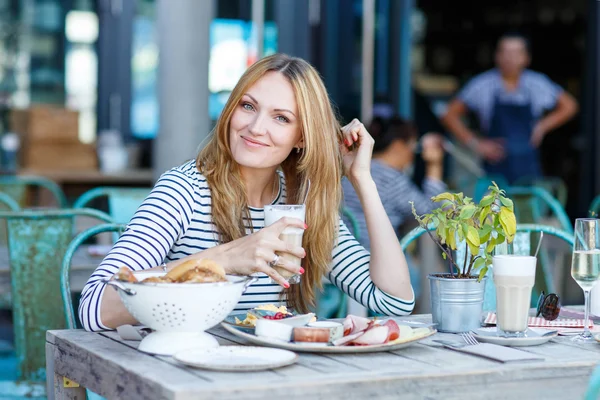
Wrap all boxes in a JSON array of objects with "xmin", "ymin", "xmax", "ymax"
[
  {"xmin": 472, "ymin": 327, "xmax": 558, "ymax": 347},
  {"xmin": 173, "ymin": 346, "xmax": 298, "ymax": 371}
]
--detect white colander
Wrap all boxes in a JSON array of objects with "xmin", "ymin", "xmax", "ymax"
[{"xmin": 103, "ymin": 271, "xmax": 255, "ymax": 355}]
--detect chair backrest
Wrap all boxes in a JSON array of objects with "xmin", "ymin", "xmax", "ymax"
[
  {"xmin": 61, "ymin": 223, "xmax": 126, "ymax": 329},
  {"xmin": 507, "ymin": 186, "xmax": 572, "ymax": 233},
  {"xmin": 513, "ymin": 176, "xmax": 568, "ymax": 207},
  {"xmin": 73, "ymin": 187, "xmax": 150, "ymax": 224},
  {"xmin": 341, "ymin": 207, "xmax": 360, "ymax": 241},
  {"xmin": 0, "ymin": 175, "xmax": 68, "ymax": 208},
  {"xmin": 0, "ymin": 208, "xmax": 112, "ymax": 381},
  {"xmin": 0, "ymin": 191, "xmax": 20, "ymax": 211}
]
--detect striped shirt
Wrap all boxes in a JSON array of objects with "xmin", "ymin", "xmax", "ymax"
[
  {"xmin": 79, "ymin": 160, "xmax": 415, "ymax": 331},
  {"xmin": 458, "ymin": 68, "xmax": 563, "ymax": 132},
  {"xmin": 342, "ymin": 160, "xmax": 446, "ymax": 250}
]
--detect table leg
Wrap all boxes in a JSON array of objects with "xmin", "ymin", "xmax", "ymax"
[{"xmin": 46, "ymin": 342, "xmax": 87, "ymax": 400}]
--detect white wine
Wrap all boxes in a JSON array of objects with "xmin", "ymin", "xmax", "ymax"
[{"xmin": 571, "ymin": 250, "xmax": 600, "ymax": 291}]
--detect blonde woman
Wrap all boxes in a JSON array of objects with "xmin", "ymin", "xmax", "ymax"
[{"xmin": 80, "ymin": 54, "xmax": 414, "ymax": 331}]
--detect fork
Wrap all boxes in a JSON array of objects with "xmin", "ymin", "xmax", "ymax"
[{"xmin": 461, "ymin": 331, "xmax": 480, "ymax": 346}]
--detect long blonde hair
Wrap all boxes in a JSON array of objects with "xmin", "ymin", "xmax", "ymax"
[{"xmin": 197, "ymin": 54, "xmax": 344, "ymax": 312}]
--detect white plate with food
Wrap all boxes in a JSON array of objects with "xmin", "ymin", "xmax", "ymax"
[
  {"xmin": 173, "ymin": 346, "xmax": 298, "ymax": 371},
  {"xmin": 472, "ymin": 327, "xmax": 558, "ymax": 347},
  {"xmin": 223, "ymin": 305, "xmax": 315, "ymax": 331},
  {"xmin": 221, "ymin": 314, "xmax": 436, "ymax": 353}
]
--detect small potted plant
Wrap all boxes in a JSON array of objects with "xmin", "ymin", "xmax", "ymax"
[{"xmin": 411, "ymin": 183, "xmax": 517, "ymax": 333}]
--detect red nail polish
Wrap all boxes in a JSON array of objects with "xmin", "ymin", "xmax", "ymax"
[
  {"xmin": 299, "ymin": 267, "xmax": 305, "ymax": 274},
  {"xmin": 284, "ymin": 282, "xmax": 290, "ymax": 288},
  {"xmin": 303, "ymin": 223, "xmax": 308, "ymax": 229}
]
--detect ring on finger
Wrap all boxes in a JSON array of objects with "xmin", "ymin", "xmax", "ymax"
[{"xmin": 268, "ymin": 254, "xmax": 280, "ymax": 267}]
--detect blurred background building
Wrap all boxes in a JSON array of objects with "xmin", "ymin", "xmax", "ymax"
[{"xmin": 0, "ymin": 0, "xmax": 596, "ymax": 217}]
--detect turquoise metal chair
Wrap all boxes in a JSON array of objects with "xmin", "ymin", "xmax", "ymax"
[
  {"xmin": 341, "ymin": 207, "xmax": 360, "ymax": 241},
  {"xmin": 315, "ymin": 208, "xmax": 360, "ymax": 319},
  {"xmin": 400, "ymin": 223, "xmax": 574, "ymax": 308},
  {"xmin": 0, "ymin": 208, "xmax": 112, "ymax": 388},
  {"xmin": 507, "ymin": 186, "xmax": 572, "ymax": 233},
  {"xmin": 59, "ymin": 223, "xmax": 125, "ymax": 400},
  {"xmin": 0, "ymin": 175, "xmax": 67, "ymax": 208},
  {"xmin": 514, "ymin": 176, "xmax": 568, "ymax": 208},
  {"xmin": 73, "ymin": 187, "xmax": 150, "ymax": 224},
  {"xmin": 61, "ymin": 223, "xmax": 126, "ymax": 329},
  {"xmin": 0, "ymin": 192, "xmax": 19, "ymax": 212}
]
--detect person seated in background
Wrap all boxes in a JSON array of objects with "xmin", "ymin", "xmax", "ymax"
[{"xmin": 342, "ymin": 117, "xmax": 447, "ymax": 251}]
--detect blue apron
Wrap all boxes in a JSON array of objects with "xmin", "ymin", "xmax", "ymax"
[{"xmin": 485, "ymin": 90, "xmax": 541, "ymax": 184}]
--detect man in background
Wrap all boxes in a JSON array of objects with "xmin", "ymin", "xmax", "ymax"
[{"xmin": 441, "ymin": 32, "xmax": 578, "ymax": 183}]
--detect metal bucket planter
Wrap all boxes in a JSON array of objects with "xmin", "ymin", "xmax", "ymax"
[{"xmin": 429, "ymin": 274, "xmax": 487, "ymax": 333}]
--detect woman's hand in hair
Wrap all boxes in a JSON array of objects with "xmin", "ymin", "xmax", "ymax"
[
  {"xmin": 218, "ymin": 217, "xmax": 306, "ymax": 288},
  {"xmin": 340, "ymin": 118, "xmax": 375, "ymax": 185}
]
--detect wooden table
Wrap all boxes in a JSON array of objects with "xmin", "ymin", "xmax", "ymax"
[
  {"xmin": 0, "ymin": 246, "xmax": 100, "ymax": 307},
  {"xmin": 46, "ymin": 314, "xmax": 600, "ymax": 400}
]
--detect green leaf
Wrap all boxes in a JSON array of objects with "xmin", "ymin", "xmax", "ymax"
[
  {"xmin": 469, "ymin": 244, "xmax": 480, "ymax": 257},
  {"xmin": 477, "ymin": 266, "xmax": 489, "ymax": 282},
  {"xmin": 441, "ymin": 200, "xmax": 453, "ymax": 209},
  {"xmin": 479, "ymin": 206, "xmax": 491, "ymax": 225},
  {"xmin": 500, "ymin": 196, "xmax": 514, "ymax": 211},
  {"xmin": 436, "ymin": 225, "xmax": 445, "ymax": 242},
  {"xmin": 459, "ymin": 205, "xmax": 477, "ymax": 219},
  {"xmin": 478, "ymin": 225, "xmax": 493, "ymax": 243},
  {"xmin": 466, "ymin": 226, "xmax": 481, "ymax": 248},
  {"xmin": 457, "ymin": 228, "xmax": 464, "ymax": 242},
  {"xmin": 479, "ymin": 195, "xmax": 495, "ymax": 207},
  {"xmin": 447, "ymin": 231, "xmax": 457, "ymax": 250},
  {"xmin": 473, "ymin": 257, "xmax": 486, "ymax": 271},
  {"xmin": 432, "ymin": 193, "xmax": 455, "ymax": 203},
  {"xmin": 499, "ymin": 206, "xmax": 517, "ymax": 241},
  {"xmin": 496, "ymin": 233, "xmax": 506, "ymax": 245},
  {"xmin": 461, "ymin": 222, "xmax": 469, "ymax": 236}
]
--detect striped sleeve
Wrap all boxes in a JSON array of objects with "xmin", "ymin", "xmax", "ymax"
[
  {"xmin": 328, "ymin": 218, "xmax": 415, "ymax": 316},
  {"xmin": 78, "ymin": 168, "xmax": 197, "ymax": 331}
]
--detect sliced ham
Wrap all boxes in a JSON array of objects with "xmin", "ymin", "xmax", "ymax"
[
  {"xmin": 351, "ymin": 326, "xmax": 389, "ymax": 346},
  {"xmin": 342, "ymin": 315, "xmax": 372, "ymax": 336},
  {"xmin": 383, "ymin": 320, "xmax": 400, "ymax": 341},
  {"xmin": 333, "ymin": 331, "xmax": 365, "ymax": 346}
]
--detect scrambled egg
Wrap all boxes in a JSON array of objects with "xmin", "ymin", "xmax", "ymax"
[{"xmin": 234, "ymin": 304, "xmax": 289, "ymax": 326}]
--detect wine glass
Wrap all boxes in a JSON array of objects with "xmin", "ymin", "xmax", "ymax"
[{"xmin": 571, "ymin": 218, "xmax": 600, "ymax": 342}]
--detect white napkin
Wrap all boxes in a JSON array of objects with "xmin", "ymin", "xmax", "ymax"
[
  {"xmin": 450, "ymin": 343, "xmax": 544, "ymax": 363},
  {"xmin": 452, "ymin": 343, "xmax": 544, "ymax": 363}
]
